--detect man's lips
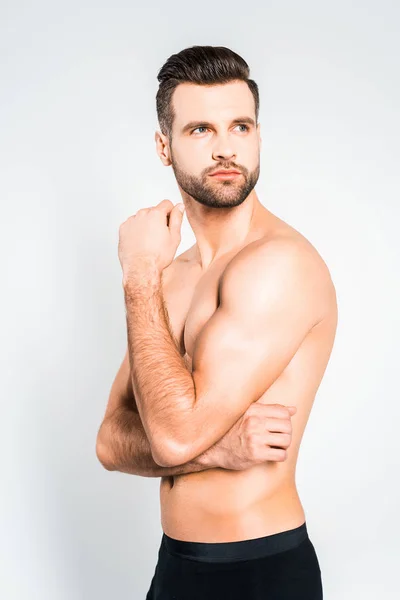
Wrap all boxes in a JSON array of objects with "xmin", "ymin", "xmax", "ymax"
[
  {"xmin": 209, "ymin": 169, "xmax": 242, "ymax": 181},
  {"xmin": 209, "ymin": 169, "xmax": 241, "ymax": 176}
]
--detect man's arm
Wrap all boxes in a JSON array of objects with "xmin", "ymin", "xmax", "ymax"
[
  {"xmin": 125, "ymin": 238, "xmax": 330, "ymax": 468},
  {"xmin": 96, "ymin": 349, "xmax": 217, "ymax": 475}
]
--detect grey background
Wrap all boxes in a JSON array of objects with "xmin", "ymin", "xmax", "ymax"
[{"xmin": 1, "ymin": 1, "xmax": 399, "ymax": 598}]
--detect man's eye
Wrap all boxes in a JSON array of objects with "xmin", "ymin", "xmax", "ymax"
[
  {"xmin": 191, "ymin": 124, "xmax": 250, "ymax": 135},
  {"xmin": 192, "ymin": 127, "xmax": 208, "ymax": 134}
]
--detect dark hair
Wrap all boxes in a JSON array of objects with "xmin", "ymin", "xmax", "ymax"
[{"xmin": 156, "ymin": 45, "xmax": 259, "ymax": 140}]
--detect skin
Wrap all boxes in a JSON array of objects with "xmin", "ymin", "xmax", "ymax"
[{"xmin": 96, "ymin": 80, "xmax": 338, "ymax": 542}]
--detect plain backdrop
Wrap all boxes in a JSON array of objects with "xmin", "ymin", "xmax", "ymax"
[{"xmin": 1, "ymin": 1, "xmax": 399, "ymax": 598}]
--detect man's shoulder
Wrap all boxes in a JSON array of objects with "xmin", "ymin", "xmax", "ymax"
[
  {"xmin": 225, "ymin": 226, "xmax": 328, "ymax": 279},
  {"xmin": 221, "ymin": 228, "xmax": 336, "ymax": 322}
]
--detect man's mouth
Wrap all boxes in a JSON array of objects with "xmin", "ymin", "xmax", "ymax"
[{"xmin": 209, "ymin": 169, "xmax": 242, "ymax": 180}]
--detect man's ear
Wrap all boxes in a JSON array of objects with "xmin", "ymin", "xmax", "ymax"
[{"xmin": 155, "ymin": 130, "xmax": 172, "ymax": 166}]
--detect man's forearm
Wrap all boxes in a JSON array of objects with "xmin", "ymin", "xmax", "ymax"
[
  {"xmin": 97, "ymin": 407, "xmax": 217, "ymax": 477},
  {"xmin": 124, "ymin": 265, "xmax": 196, "ymax": 462}
]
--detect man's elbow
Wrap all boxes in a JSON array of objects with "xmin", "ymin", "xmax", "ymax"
[
  {"xmin": 96, "ymin": 438, "xmax": 116, "ymax": 471},
  {"xmin": 151, "ymin": 436, "xmax": 187, "ymax": 468}
]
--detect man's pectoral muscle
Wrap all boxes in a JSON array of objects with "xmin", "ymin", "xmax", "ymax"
[{"xmin": 152, "ymin": 239, "xmax": 327, "ymax": 467}]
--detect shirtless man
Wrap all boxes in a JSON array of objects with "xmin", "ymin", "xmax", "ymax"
[{"xmin": 96, "ymin": 45, "xmax": 337, "ymax": 599}]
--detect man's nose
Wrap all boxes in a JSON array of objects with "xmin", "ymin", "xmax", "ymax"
[{"xmin": 212, "ymin": 134, "xmax": 237, "ymax": 162}]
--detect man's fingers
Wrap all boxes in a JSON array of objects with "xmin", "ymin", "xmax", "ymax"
[
  {"xmin": 168, "ymin": 203, "xmax": 185, "ymax": 238},
  {"xmin": 155, "ymin": 199, "xmax": 174, "ymax": 210}
]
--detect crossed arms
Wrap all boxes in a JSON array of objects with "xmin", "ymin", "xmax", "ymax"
[
  {"xmin": 96, "ymin": 349, "xmax": 218, "ymax": 476},
  {"xmin": 96, "ymin": 238, "xmax": 327, "ymax": 472}
]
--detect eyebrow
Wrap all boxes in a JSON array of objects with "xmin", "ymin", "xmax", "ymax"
[{"xmin": 181, "ymin": 116, "xmax": 256, "ymax": 134}]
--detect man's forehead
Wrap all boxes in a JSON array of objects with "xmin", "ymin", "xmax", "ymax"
[{"xmin": 172, "ymin": 81, "xmax": 255, "ymax": 126}]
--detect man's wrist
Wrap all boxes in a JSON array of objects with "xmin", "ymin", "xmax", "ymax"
[
  {"xmin": 122, "ymin": 259, "xmax": 161, "ymax": 291},
  {"xmin": 194, "ymin": 444, "xmax": 218, "ymax": 469}
]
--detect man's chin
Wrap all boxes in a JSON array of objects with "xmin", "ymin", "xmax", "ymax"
[{"xmin": 193, "ymin": 192, "xmax": 248, "ymax": 209}]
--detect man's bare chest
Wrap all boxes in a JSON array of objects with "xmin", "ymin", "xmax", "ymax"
[{"xmin": 161, "ymin": 255, "xmax": 232, "ymax": 365}]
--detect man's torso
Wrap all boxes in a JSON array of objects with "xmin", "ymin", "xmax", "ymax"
[{"xmin": 158, "ymin": 211, "xmax": 337, "ymax": 542}]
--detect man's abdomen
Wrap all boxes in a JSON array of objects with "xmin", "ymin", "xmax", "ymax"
[{"xmin": 159, "ymin": 463, "xmax": 306, "ymax": 542}]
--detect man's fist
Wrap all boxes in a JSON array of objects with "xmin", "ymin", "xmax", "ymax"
[
  {"xmin": 118, "ymin": 199, "xmax": 185, "ymax": 281},
  {"xmin": 210, "ymin": 402, "xmax": 297, "ymax": 471}
]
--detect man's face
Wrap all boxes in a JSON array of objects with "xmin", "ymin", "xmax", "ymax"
[{"xmin": 167, "ymin": 80, "xmax": 261, "ymax": 209}]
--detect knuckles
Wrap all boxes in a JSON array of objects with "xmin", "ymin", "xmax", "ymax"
[
  {"xmin": 243, "ymin": 412, "xmax": 293, "ymax": 435},
  {"xmin": 119, "ymin": 201, "xmax": 176, "ymax": 231}
]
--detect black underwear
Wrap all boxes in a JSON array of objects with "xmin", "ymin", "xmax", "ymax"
[
  {"xmin": 145, "ymin": 521, "xmax": 323, "ymax": 599},
  {"xmin": 162, "ymin": 521, "xmax": 309, "ymax": 562}
]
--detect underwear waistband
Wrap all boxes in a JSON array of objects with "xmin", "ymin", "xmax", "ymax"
[{"xmin": 162, "ymin": 521, "xmax": 308, "ymax": 563}]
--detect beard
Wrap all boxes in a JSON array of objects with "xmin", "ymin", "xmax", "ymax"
[{"xmin": 170, "ymin": 150, "xmax": 260, "ymax": 209}]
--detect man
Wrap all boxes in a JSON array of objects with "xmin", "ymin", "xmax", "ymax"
[{"xmin": 96, "ymin": 45, "xmax": 337, "ymax": 599}]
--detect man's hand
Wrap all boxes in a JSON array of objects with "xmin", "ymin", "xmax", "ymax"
[
  {"xmin": 208, "ymin": 402, "xmax": 297, "ymax": 471},
  {"xmin": 118, "ymin": 199, "xmax": 185, "ymax": 281}
]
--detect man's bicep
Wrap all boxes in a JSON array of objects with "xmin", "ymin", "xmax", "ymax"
[{"xmin": 183, "ymin": 243, "xmax": 322, "ymax": 462}]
